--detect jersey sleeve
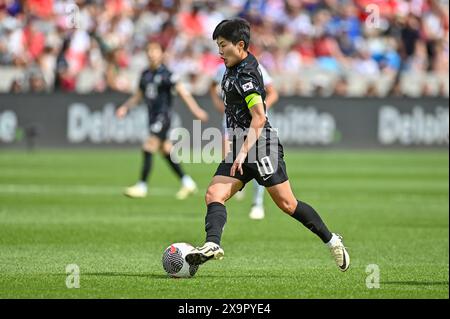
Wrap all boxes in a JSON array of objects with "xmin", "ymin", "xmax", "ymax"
[
  {"xmin": 213, "ymin": 64, "xmax": 226, "ymax": 84},
  {"xmin": 163, "ymin": 66, "xmax": 181, "ymax": 88},
  {"xmin": 235, "ymin": 72, "xmax": 264, "ymax": 109},
  {"xmin": 259, "ymin": 64, "xmax": 273, "ymax": 86},
  {"xmin": 169, "ymin": 72, "xmax": 181, "ymax": 86}
]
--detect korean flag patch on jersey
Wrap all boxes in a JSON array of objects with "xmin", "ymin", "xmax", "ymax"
[{"xmin": 242, "ymin": 81, "xmax": 254, "ymax": 92}]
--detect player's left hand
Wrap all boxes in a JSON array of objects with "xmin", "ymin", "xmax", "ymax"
[
  {"xmin": 230, "ymin": 151, "xmax": 247, "ymax": 177},
  {"xmin": 116, "ymin": 105, "xmax": 128, "ymax": 119}
]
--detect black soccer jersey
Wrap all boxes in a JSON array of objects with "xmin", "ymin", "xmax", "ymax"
[
  {"xmin": 216, "ymin": 53, "xmax": 287, "ymax": 187},
  {"xmin": 139, "ymin": 64, "xmax": 177, "ymax": 116},
  {"xmin": 221, "ymin": 53, "xmax": 272, "ymax": 131}
]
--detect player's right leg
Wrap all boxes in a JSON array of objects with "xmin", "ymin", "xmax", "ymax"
[
  {"xmin": 124, "ymin": 136, "xmax": 161, "ymax": 198},
  {"xmin": 185, "ymin": 175, "xmax": 244, "ymax": 266}
]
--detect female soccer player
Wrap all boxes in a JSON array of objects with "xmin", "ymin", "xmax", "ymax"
[
  {"xmin": 116, "ymin": 41, "xmax": 208, "ymax": 200},
  {"xmin": 186, "ymin": 19, "xmax": 350, "ymax": 272},
  {"xmin": 209, "ymin": 61, "xmax": 279, "ymax": 220}
]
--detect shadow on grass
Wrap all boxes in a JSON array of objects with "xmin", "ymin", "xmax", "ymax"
[
  {"xmin": 78, "ymin": 272, "xmax": 294, "ymax": 279},
  {"xmin": 381, "ymin": 281, "xmax": 449, "ymax": 286},
  {"xmin": 82, "ymin": 272, "xmax": 168, "ymax": 279}
]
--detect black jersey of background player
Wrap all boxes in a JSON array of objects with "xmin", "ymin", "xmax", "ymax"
[
  {"xmin": 221, "ymin": 53, "xmax": 272, "ymax": 131},
  {"xmin": 139, "ymin": 64, "xmax": 176, "ymax": 116}
]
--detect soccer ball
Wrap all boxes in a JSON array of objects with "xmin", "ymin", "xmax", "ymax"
[{"xmin": 162, "ymin": 243, "xmax": 199, "ymax": 278}]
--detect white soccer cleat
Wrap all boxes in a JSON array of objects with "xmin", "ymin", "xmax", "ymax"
[
  {"xmin": 185, "ymin": 242, "xmax": 224, "ymax": 266},
  {"xmin": 249, "ymin": 205, "xmax": 265, "ymax": 220},
  {"xmin": 124, "ymin": 184, "xmax": 147, "ymax": 198},
  {"xmin": 329, "ymin": 234, "xmax": 350, "ymax": 272},
  {"xmin": 175, "ymin": 183, "xmax": 197, "ymax": 200}
]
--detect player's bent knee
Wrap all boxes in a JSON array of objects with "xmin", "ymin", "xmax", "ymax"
[
  {"xmin": 143, "ymin": 143, "xmax": 157, "ymax": 153},
  {"xmin": 143, "ymin": 137, "xmax": 160, "ymax": 153},
  {"xmin": 276, "ymin": 199, "xmax": 297, "ymax": 215},
  {"xmin": 161, "ymin": 142, "xmax": 172, "ymax": 155},
  {"xmin": 205, "ymin": 187, "xmax": 226, "ymax": 205}
]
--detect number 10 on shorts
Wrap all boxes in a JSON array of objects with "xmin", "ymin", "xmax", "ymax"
[{"xmin": 255, "ymin": 156, "xmax": 275, "ymax": 177}]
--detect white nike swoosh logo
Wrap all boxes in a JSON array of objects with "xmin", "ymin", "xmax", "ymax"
[{"xmin": 262, "ymin": 175, "xmax": 273, "ymax": 181}]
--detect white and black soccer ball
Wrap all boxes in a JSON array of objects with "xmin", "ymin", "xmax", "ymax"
[{"xmin": 162, "ymin": 243, "xmax": 199, "ymax": 278}]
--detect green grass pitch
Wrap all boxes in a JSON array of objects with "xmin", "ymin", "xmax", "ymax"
[{"xmin": 0, "ymin": 149, "xmax": 448, "ymax": 298}]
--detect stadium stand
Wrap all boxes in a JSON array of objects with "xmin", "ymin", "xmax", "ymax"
[{"xmin": 0, "ymin": 0, "xmax": 448, "ymax": 96}]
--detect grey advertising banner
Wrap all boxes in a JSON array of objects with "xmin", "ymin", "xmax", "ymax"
[{"xmin": 0, "ymin": 93, "xmax": 448, "ymax": 149}]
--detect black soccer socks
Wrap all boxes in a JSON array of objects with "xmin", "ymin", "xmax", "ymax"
[
  {"xmin": 205, "ymin": 202, "xmax": 227, "ymax": 245},
  {"xmin": 140, "ymin": 151, "xmax": 153, "ymax": 182},
  {"xmin": 164, "ymin": 154, "xmax": 185, "ymax": 179},
  {"xmin": 291, "ymin": 200, "xmax": 333, "ymax": 243}
]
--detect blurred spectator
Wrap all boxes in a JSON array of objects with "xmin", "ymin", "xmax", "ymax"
[
  {"xmin": 9, "ymin": 77, "xmax": 25, "ymax": 93},
  {"xmin": 332, "ymin": 76, "xmax": 348, "ymax": 97},
  {"xmin": 54, "ymin": 36, "xmax": 76, "ymax": 91},
  {"xmin": 178, "ymin": 1, "xmax": 205, "ymax": 38},
  {"xmin": 365, "ymin": 82, "xmax": 379, "ymax": 97},
  {"xmin": 25, "ymin": 0, "xmax": 53, "ymax": 19},
  {"xmin": 28, "ymin": 69, "xmax": 47, "ymax": 92},
  {"xmin": 105, "ymin": 47, "xmax": 131, "ymax": 92},
  {"xmin": 353, "ymin": 46, "xmax": 380, "ymax": 77}
]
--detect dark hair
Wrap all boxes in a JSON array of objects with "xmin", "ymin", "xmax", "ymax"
[{"xmin": 212, "ymin": 19, "xmax": 251, "ymax": 50}]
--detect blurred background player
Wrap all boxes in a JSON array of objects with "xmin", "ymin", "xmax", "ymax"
[
  {"xmin": 116, "ymin": 41, "xmax": 209, "ymax": 200},
  {"xmin": 209, "ymin": 62, "xmax": 278, "ymax": 220}
]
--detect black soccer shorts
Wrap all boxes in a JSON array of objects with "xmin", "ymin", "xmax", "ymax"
[
  {"xmin": 214, "ymin": 135, "xmax": 289, "ymax": 189},
  {"xmin": 148, "ymin": 112, "xmax": 171, "ymax": 141}
]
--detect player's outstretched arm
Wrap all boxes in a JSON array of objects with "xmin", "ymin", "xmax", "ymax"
[
  {"xmin": 230, "ymin": 102, "xmax": 266, "ymax": 177},
  {"xmin": 209, "ymin": 82, "xmax": 225, "ymax": 114},
  {"xmin": 175, "ymin": 82, "xmax": 209, "ymax": 122},
  {"xmin": 115, "ymin": 90, "xmax": 143, "ymax": 119}
]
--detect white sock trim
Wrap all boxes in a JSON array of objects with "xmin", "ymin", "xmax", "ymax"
[
  {"xmin": 137, "ymin": 181, "xmax": 147, "ymax": 189},
  {"xmin": 182, "ymin": 175, "xmax": 195, "ymax": 188},
  {"xmin": 326, "ymin": 233, "xmax": 340, "ymax": 248}
]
